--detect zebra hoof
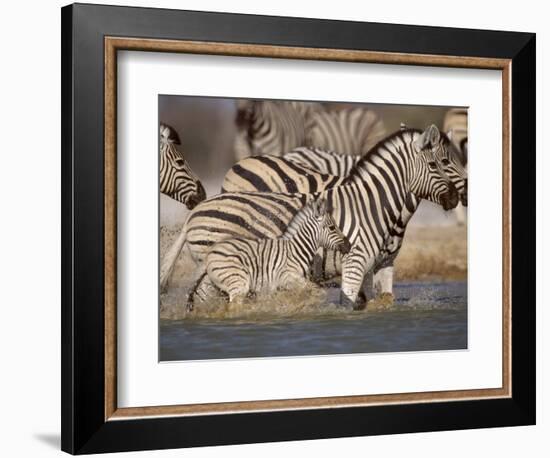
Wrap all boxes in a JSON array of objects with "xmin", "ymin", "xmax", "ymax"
[
  {"xmin": 339, "ymin": 292, "xmax": 360, "ymax": 310},
  {"xmin": 355, "ymin": 291, "xmax": 368, "ymax": 311}
]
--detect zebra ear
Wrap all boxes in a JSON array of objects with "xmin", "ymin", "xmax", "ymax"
[
  {"xmin": 160, "ymin": 123, "xmax": 181, "ymax": 145},
  {"xmin": 446, "ymin": 129, "xmax": 453, "ymax": 141},
  {"xmin": 414, "ymin": 124, "xmax": 440, "ymax": 150},
  {"xmin": 400, "ymin": 122, "xmax": 407, "ymax": 131}
]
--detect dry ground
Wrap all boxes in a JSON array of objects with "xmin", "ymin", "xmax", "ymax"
[{"xmin": 394, "ymin": 225, "xmax": 467, "ymax": 282}]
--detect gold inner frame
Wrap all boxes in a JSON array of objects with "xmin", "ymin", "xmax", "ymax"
[{"xmin": 104, "ymin": 36, "xmax": 512, "ymax": 421}]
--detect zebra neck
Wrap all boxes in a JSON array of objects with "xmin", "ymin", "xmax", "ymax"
[
  {"xmin": 288, "ymin": 225, "xmax": 320, "ymax": 269},
  {"xmin": 345, "ymin": 131, "xmax": 417, "ymax": 192}
]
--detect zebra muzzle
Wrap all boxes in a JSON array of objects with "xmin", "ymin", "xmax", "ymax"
[
  {"xmin": 339, "ymin": 238, "xmax": 352, "ymax": 255},
  {"xmin": 186, "ymin": 182, "xmax": 207, "ymax": 210},
  {"xmin": 441, "ymin": 184, "xmax": 459, "ymax": 211},
  {"xmin": 460, "ymin": 179, "xmax": 468, "ymax": 207}
]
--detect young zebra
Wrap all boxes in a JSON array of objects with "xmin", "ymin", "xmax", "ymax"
[
  {"xmin": 233, "ymin": 99, "xmax": 385, "ymax": 160},
  {"xmin": 160, "ymin": 123, "xmax": 206, "ymax": 209},
  {"xmin": 199, "ymin": 199, "xmax": 350, "ymax": 306},
  {"xmin": 161, "ymin": 126, "xmax": 460, "ymax": 307}
]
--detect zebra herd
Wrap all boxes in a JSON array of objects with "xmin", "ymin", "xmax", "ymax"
[{"xmin": 159, "ymin": 101, "xmax": 468, "ymax": 310}]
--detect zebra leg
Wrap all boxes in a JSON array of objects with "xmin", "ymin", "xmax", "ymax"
[
  {"xmin": 188, "ymin": 275, "xmax": 222, "ymax": 310},
  {"xmin": 373, "ymin": 265, "xmax": 394, "ymax": 295},
  {"xmin": 356, "ymin": 270, "xmax": 374, "ymax": 310},
  {"xmin": 454, "ymin": 203, "xmax": 467, "ymax": 226},
  {"xmin": 372, "ymin": 265, "xmax": 395, "ymax": 308},
  {"xmin": 340, "ymin": 250, "xmax": 373, "ymax": 309},
  {"xmin": 187, "ymin": 270, "xmax": 207, "ymax": 311},
  {"xmin": 227, "ymin": 283, "xmax": 250, "ymax": 303}
]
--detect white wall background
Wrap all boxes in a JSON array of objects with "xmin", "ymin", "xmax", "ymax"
[{"xmin": 0, "ymin": 0, "xmax": 545, "ymax": 457}]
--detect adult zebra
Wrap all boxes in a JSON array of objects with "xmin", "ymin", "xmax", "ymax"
[
  {"xmin": 234, "ymin": 100, "xmax": 323, "ymax": 159},
  {"xmin": 233, "ymin": 99, "xmax": 385, "ymax": 160},
  {"xmin": 160, "ymin": 123, "xmax": 206, "ymax": 209},
  {"xmin": 220, "ymin": 125, "xmax": 467, "ymax": 301},
  {"xmin": 160, "ymin": 126, "xmax": 460, "ymax": 307},
  {"xmin": 443, "ymin": 108, "xmax": 468, "ymax": 164},
  {"xmin": 443, "ymin": 108, "xmax": 468, "ymax": 225},
  {"xmin": 307, "ymin": 107, "xmax": 386, "ymax": 155}
]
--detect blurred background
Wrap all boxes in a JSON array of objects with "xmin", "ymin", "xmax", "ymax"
[{"xmin": 159, "ymin": 95, "xmax": 462, "ymax": 228}]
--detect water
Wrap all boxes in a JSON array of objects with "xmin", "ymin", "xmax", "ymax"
[{"xmin": 160, "ymin": 281, "xmax": 467, "ymax": 361}]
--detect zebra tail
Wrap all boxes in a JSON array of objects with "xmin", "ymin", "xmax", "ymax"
[{"xmin": 160, "ymin": 225, "xmax": 188, "ymax": 291}]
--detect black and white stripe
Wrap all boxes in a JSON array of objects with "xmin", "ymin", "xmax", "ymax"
[
  {"xmin": 234, "ymin": 100, "xmax": 323, "ymax": 159},
  {"xmin": 307, "ymin": 106, "xmax": 386, "ymax": 155},
  {"xmin": 283, "ymin": 147, "xmax": 361, "ymax": 176},
  {"xmin": 221, "ymin": 152, "xmax": 346, "ymax": 194},
  {"xmin": 200, "ymin": 199, "xmax": 350, "ymax": 305},
  {"xmin": 233, "ymin": 100, "xmax": 385, "ymax": 160},
  {"xmin": 161, "ymin": 126, "xmax": 460, "ymax": 306},
  {"xmin": 160, "ymin": 123, "xmax": 206, "ymax": 210}
]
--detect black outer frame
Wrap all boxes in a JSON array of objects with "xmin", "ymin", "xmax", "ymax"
[{"xmin": 61, "ymin": 3, "xmax": 536, "ymax": 454}]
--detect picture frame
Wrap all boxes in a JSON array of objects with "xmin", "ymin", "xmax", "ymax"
[{"xmin": 61, "ymin": 3, "xmax": 536, "ymax": 454}]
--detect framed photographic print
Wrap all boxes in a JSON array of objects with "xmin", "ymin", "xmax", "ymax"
[{"xmin": 61, "ymin": 3, "xmax": 536, "ymax": 454}]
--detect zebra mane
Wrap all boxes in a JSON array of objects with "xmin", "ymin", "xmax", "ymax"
[{"xmin": 344, "ymin": 126, "xmax": 454, "ymax": 183}]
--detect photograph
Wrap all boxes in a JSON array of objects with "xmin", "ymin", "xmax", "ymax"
[{"xmin": 158, "ymin": 96, "xmax": 469, "ymax": 361}]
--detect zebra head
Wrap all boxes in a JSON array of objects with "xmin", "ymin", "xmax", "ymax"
[
  {"xmin": 411, "ymin": 125, "xmax": 460, "ymax": 211},
  {"xmin": 159, "ymin": 123, "xmax": 206, "ymax": 210},
  {"xmin": 312, "ymin": 199, "xmax": 351, "ymax": 254}
]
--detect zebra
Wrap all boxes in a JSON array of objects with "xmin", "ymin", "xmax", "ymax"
[
  {"xmin": 160, "ymin": 125, "xmax": 459, "ymax": 307},
  {"xmin": 160, "ymin": 123, "xmax": 206, "ymax": 209},
  {"xmin": 233, "ymin": 99, "xmax": 385, "ymax": 160},
  {"xmin": 234, "ymin": 100, "xmax": 323, "ymax": 159},
  {"xmin": 443, "ymin": 108, "xmax": 468, "ymax": 164},
  {"xmin": 310, "ymin": 124, "xmax": 467, "ymax": 298},
  {"xmin": 443, "ymin": 108, "xmax": 468, "ymax": 224},
  {"xmin": 220, "ymin": 125, "xmax": 467, "ymax": 302},
  {"xmin": 195, "ymin": 199, "xmax": 350, "ymax": 306},
  {"xmin": 306, "ymin": 106, "xmax": 386, "ymax": 155}
]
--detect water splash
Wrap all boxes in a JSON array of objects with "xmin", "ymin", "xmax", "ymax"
[
  {"xmin": 161, "ymin": 281, "xmax": 466, "ymax": 323},
  {"xmin": 161, "ymin": 283, "xmax": 358, "ymax": 322}
]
